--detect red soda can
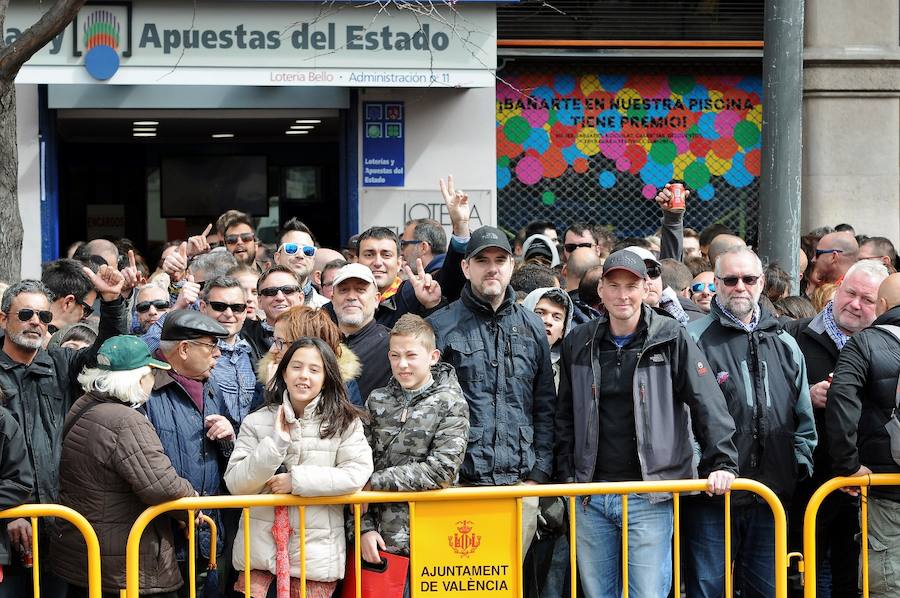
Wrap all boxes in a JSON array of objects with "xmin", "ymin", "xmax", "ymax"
[{"xmin": 668, "ymin": 182, "xmax": 685, "ymax": 212}]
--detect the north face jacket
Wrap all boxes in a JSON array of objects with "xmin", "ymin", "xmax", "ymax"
[
  {"xmin": 827, "ymin": 306, "xmax": 900, "ymax": 501},
  {"xmin": 555, "ymin": 305, "xmax": 738, "ymax": 495},
  {"xmin": 688, "ymin": 301, "xmax": 817, "ymax": 502},
  {"xmin": 361, "ymin": 362, "xmax": 470, "ymax": 554},
  {"xmin": 428, "ymin": 283, "xmax": 557, "ymax": 485}
]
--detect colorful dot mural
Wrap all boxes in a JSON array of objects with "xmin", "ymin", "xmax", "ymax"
[{"xmin": 496, "ymin": 73, "xmax": 763, "ymax": 208}]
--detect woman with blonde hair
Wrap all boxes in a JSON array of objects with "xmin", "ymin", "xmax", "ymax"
[{"xmin": 259, "ymin": 306, "xmax": 363, "ymax": 405}]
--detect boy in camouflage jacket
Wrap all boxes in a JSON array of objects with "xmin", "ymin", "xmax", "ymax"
[{"xmin": 360, "ymin": 314, "xmax": 470, "ymax": 561}]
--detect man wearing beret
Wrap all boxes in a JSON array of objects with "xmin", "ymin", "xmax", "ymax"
[{"xmin": 143, "ymin": 310, "xmax": 235, "ymax": 593}]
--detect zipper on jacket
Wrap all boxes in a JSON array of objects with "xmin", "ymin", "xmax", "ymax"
[{"xmin": 639, "ymin": 382, "xmax": 653, "ymax": 454}]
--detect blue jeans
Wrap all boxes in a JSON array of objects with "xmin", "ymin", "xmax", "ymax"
[
  {"xmin": 575, "ymin": 494, "xmax": 673, "ymax": 598},
  {"xmin": 682, "ymin": 498, "xmax": 776, "ymax": 598}
]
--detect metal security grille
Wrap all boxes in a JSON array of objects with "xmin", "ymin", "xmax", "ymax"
[
  {"xmin": 499, "ymin": 0, "xmax": 764, "ymax": 42},
  {"xmin": 496, "ymin": 62, "xmax": 762, "ymax": 243}
]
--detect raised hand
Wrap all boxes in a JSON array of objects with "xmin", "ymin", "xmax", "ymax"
[
  {"xmin": 174, "ymin": 274, "xmax": 201, "ymax": 310},
  {"xmin": 120, "ymin": 250, "xmax": 146, "ymax": 298},
  {"xmin": 186, "ymin": 224, "xmax": 213, "ymax": 258},
  {"xmin": 404, "ymin": 259, "xmax": 442, "ymax": 310},
  {"xmin": 83, "ymin": 264, "xmax": 125, "ymax": 302},
  {"xmin": 655, "ymin": 183, "xmax": 691, "ymax": 213},
  {"xmin": 163, "ymin": 242, "xmax": 189, "ymax": 277},
  {"xmin": 440, "ymin": 175, "xmax": 470, "ymax": 237}
]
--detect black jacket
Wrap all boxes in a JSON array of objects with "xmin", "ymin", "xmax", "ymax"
[
  {"xmin": 785, "ymin": 314, "xmax": 840, "ymax": 482},
  {"xmin": 556, "ymin": 305, "xmax": 738, "ymax": 493},
  {"xmin": 0, "ymin": 405, "xmax": 34, "ymax": 565},
  {"xmin": 0, "ymin": 298, "xmax": 127, "ymax": 506},
  {"xmin": 827, "ymin": 306, "xmax": 900, "ymax": 501},
  {"xmin": 240, "ymin": 318, "xmax": 272, "ymax": 365},
  {"xmin": 688, "ymin": 301, "xmax": 817, "ymax": 502},
  {"xmin": 428, "ymin": 283, "xmax": 557, "ymax": 485},
  {"xmin": 343, "ymin": 319, "xmax": 392, "ymax": 403}
]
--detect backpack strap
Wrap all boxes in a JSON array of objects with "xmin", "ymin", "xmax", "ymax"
[
  {"xmin": 875, "ymin": 325, "xmax": 900, "ymax": 409},
  {"xmin": 62, "ymin": 401, "xmax": 102, "ymax": 440}
]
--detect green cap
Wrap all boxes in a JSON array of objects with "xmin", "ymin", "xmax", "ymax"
[{"xmin": 96, "ymin": 335, "xmax": 171, "ymax": 372}]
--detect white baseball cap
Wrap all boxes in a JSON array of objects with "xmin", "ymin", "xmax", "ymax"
[{"xmin": 331, "ymin": 263, "xmax": 377, "ymax": 288}]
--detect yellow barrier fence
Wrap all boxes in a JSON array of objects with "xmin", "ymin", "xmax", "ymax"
[
  {"xmin": 124, "ymin": 478, "xmax": 789, "ymax": 598},
  {"xmin": 0, "ymin": 503, "xmax": 102, "ymax": 598},
  {"xmin": 802, "ymin": 473, "xmax": 900, "ymax": 598}
]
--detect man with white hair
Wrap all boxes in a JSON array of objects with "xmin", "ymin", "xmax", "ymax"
[
  {"xmin": 785, "ymin": 259, "xmax": 889, "ymax": 596},
  {"xmin": 683, "ymin": 246, "xmax": 817, "ymax": 598}
]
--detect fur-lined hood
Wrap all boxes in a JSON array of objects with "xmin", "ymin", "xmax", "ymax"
[{"xmin": 256, "ymin": 343, "xmax": 362, "ymax": 387}]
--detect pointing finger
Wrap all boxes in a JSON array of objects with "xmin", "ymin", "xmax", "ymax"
[
  {"xmin": 447, "ymin": 174, "xmax": 455, "ymax": 196},
  {"xmin": 178, "ymin": 242, "xmax": 188, "ymax": 260},
  {"xmin": 201, "ymin": 223, "xmax": 213, "ymax": 238},
  {"xmin": 128, "ymin": 249, "xmax": 136, "ymax": 270}
]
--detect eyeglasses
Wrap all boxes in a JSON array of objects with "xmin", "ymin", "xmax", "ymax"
[
  {"xmin": 188, "ymin": 339, "xmax": 219, "ymax": 351},
  {"xmin": 225, "ymin": 232, "xmax": 255, "ymax": 245},
  {"xmin": 400, "ymin": 239, "xmax": 421, "ymax": 247},
  {"xmin": 135, "ymin": 300, "xmax": 171, "ymax": 313},
  {"xmin": 691, "ymin": 282, "xmax": 716, "ymax": 293},
  {"xmin": 16, "ymin": 309, "xmax": 53, "ymax": 324},
  {"xmin": 207, "ymin": 301, "xmax": 247, "ymax": 314},
  {"xmin": 279, "ymin": 243, "xmax": 316, "ymax": 258},
  {"xmin": 815, "ymin": 248, "xmax": 843, "ymax": 258},
  {"xmin": 564, "ymin": 242, "xmax": 594, "ymax": 253},
  {"xmin": 271, "ymin": 337, "xmax": 286, "ymax": 353},
  {"xmin": 719, "ymin": 275, "xmax": 761, "ymax": 287},
  {"xmin": 259, "ymin": 285, "xmax": 302, "ymax": 298},
  {"xmin": 78, "ymin": 300, "xmax": 94, "ymax": 319}
]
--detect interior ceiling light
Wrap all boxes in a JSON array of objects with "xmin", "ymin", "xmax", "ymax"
[
  {"xmin": 290, "ymin": 125, "xmax": 314, "ymax": 130},
  {"xmin": 211, "ymin": 133, "xmax": 235, "ymax": 139},
  {"xmin": 295, "ymin": 119, "xmax": 322, "ymax": 124},
  {"xmin": 285, "ymin": 130, "xmax": 309, "ymax": 135},
  {"xmin": 133, "ymin": 121, "xmax": 159, "ymax": 126},
  {"xmin": 133, "ymin": 132, "xmax": 156, "ymax": 137},
  {"xmin": 132, "ymin": 127, "xmax": 157, "ymax": 132}
]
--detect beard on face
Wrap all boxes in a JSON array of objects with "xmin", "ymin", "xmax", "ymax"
[
  {"xmin": 724, "ymin": 295, "xmax": 756, "ymax": 319},
  {"xmin": 9, "ymin": 328, "xmax": 44, "ymax": 350}
]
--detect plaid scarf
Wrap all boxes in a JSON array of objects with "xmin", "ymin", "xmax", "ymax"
[
  {"xmin": 822, "ymin": 301, "xmax": 852, "ymax": 350},
  {"xmin": 715, "ymin": 295, "xmax": 760, "ymax": 333}
]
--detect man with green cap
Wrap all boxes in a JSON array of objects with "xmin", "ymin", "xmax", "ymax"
[{"xmin": 53, "ymin": 335, "xmax": 196, "ymax": 597}]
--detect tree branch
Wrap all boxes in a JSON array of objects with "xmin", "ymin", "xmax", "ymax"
[{"xmin": 0, "ymin": 0, "xmax": 87, "ymax": 81}]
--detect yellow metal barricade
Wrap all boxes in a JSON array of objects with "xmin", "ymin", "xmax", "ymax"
[
  {"xmin": 124, "ymin": 479, "xmax": 789, "ymax": 598},
  {"xmin": 803, "ymin": 473, "xmax": 900, "ymax": 598},
  {"xmin": 0, "ymin": 503, "xmax": 102, "ymax": 598}
]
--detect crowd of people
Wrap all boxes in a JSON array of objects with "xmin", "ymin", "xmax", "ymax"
[{"xmin": 0, "ymin": 177, "xmax": 897, "ymax": 598}]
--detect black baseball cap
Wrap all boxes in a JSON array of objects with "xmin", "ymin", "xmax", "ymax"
[
  {"xmin": 602, "ymin": 250, "xmax": 648, "ymax": 279},
  {"xmin": 465, "ymin": 226, "xmax": 512, "ymax": 259}
]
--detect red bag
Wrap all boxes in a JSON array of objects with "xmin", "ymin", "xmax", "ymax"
[{"xmin": 340, "ymin": 551, "xmax": 409, "ymax": 598}]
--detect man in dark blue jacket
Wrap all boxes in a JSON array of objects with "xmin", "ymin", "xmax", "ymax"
[
  {"xmin": 144, "ymin": 310, "xmax": 235, "ymax": 592},
  {"xmin": 428, "ymin": 226, "xmax": 556, "ymax": 553},
  {"xmin": 685, "ymin": 246, "xmax": 816, "ymax": 598}
]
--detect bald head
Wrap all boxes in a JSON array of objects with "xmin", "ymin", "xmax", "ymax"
[
  {"xmin": 708, "ymin": 234, "xmax": 748, "ymax": 272},
  {"xmin": 563, "ymin": 247, "xmax": 602, "ymax": 291},
  {"xmin": 813, "ymin": 232, "xmax": 859, "ymax": 284},
  {"xmin": 877, "ymin": 273, "xmax": 900, "ymax": 316},
  {"xmin": 313, "ymin": 248, "xmax": 344, "ymax": 273},
  {"xmin": 85, "ymin": 239, "xmax": 119, "ymax": 268}
]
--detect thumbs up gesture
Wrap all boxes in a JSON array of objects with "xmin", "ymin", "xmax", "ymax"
[{"xmin": 163, "ymin": 242, "xmax": 189, "ymax": 278}]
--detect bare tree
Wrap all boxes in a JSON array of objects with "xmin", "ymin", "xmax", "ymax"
[{"xmin": 0, "ymin": 0, "xmax": 86, "ymax": 282}]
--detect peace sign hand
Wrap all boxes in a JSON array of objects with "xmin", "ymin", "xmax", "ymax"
[
  {"xmin": 404, "ymin": 259, "xmax": 442, "ymax": 310},
  {"xmin": 83, "ymin": 264, "xmax": 126, "ymax": 302},
  {"xmin": 186, "ymin": 224, "xmax": 213, "ymax": 258},
  {"xmin": 120, "ymin": 250, "xmax": 146, "ymax": 298},
  {"xmin": 439, "ymin": 175, "xmax": 470, "ymax": 237}
]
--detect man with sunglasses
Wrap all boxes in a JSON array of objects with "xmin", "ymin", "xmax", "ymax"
[
  {"xmin": 274, "ymin": 217, "xmax": 330, "ymax": 308},
  {"xmin": 241, "ymin": 266, "xmax": 305, "ymax": 363},
  {"xmin": 133, "ymin": 284, "xmax": 172, "ymax": 334},
  {"xmin": 683, "ymin": 246, "xmax": 817, "ymax": 598},
  {"xmin": 811, "ymin": 231, "xmax": 860, "ymax": 291},
  {"xmin": 221, "ymin": 212, "xmax": 260, "ymax": 271},
  {"xmin": 689, "ymin": 271, "xmax": 716, "ymax": 313},
  {"xmin": 0, "ymin": 267, "xmax": 129, "ymax": 597},
  {"xmin": 41, "ymin": 258, "xmax": 97, "ymax": 340}
]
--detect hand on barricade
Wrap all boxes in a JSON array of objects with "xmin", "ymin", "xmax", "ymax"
[
  {"xmin": 187, "ymin": 224, "xmax": 213, "ymax": 258},
  {"xmin": 404, "ymin": 260, "xmax": 442, "ymax": 309},
  {"xmin": 440, "ymin": 175, "xmax": 470, "ymax": 237},
  {"xmin": 360, "ymin": 531, "xmax": 386, "ymax": 564},
  {"xmin": 705, "ymin": 470, "xmax": 735, "ymax": 496},
  {"xmin": 841, "ymin": 465, "xmax": 873, "ymax": 497},
  {"xmin": 266, "ymin": 473, "xmax": 292, "ymax": 494},
  {"xmin": 7, "ymin": 518, "xmax": 31, "ymax": 557}
]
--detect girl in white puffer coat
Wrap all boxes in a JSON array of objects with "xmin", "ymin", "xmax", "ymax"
[{"xmin": 225, "ymin": 337, "xmax": 373, "ymax": 598}]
